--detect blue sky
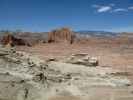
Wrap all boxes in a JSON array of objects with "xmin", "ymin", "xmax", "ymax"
[{"xmin": 0, "ymin": 0, "xmax": 133, "ymax": 32}]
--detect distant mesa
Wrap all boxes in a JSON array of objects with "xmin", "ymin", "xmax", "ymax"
[
  {"xmin": 1, "ymin": 28, "xmax": 132, "ymax": 47},
  {"xmin": 76, "ymin": 30, "xmax": 118, "ymax": 37},
  {"xmin": 0, "ymin": 27, "xmax": 76, "ymax": 47},
  {"xmin": 48, "ymin": 27, "xmax": 75, "ymax": 44}
]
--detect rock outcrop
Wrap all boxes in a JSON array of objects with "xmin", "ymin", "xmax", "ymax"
[
  {"xmin": 48, "ymin": 28, "xmax": 75, "ymax": 44},
  {"xmin": 63, "ymin": 53, "xmax": 99, "ymax": 66},
  {"xmin": 1, "ymin": 34, "xmax": 27, "ymax": 47}
]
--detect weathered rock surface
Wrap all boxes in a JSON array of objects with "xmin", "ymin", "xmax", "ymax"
[
  {"xmin": 0, "ymin": 46, "xmax": 132, "ymax": 100},
  {"xmin": 63, "ymin": 53, "xmax": 99, "ymax": 66}
]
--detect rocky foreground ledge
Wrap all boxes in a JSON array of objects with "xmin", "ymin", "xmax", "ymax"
[{"xmin": 0, "ymin": 46, "xmax": 132, "ymax": 100}]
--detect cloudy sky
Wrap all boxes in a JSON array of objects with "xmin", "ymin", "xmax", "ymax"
[{"xmin": 0, "ymin": 0, "xmax": 133, "ymax": 32}]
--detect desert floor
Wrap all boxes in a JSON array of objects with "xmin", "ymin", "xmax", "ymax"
[
  {"xmin": 16, "ymin": 42, "xmax": 133, "ymax": 100},
  {"xmin": 17, "ymin": 42, "xmax": 133, "ymax": 71}
]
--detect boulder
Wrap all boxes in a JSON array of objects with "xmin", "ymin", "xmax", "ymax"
[{"xmin": 88, "ymin": 57, "xmax": 99, "ymax": 66}]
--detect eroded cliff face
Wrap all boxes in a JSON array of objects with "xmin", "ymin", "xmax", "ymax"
[
  {"xmin": 0, "ymin": 46, "xmax": 132, "ymax": 100},
  {"xmin": 48, "ymin": 28, "xmax": 75, "ymax": 44}
]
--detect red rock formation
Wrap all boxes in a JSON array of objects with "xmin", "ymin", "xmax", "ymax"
[
  {"xmin": 48, "ymin": 28, "xmax": 75, "ymax": 44},
  {"xmin": 1, "ymin": 34, "xmax": 27, "ymax": 46},
  {"xmin": 1, "ymin": 34, "xmax": 13, "ymax": 46}
]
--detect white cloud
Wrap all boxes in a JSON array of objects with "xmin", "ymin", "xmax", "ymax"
[
  {"xmin": 92, "ymin": 5, "xmax": 112, "ymax": 13},
  {"xmin": 92, "ymin": 4, "xmax": 115, "ymax": 13},
  {"xmin": 92, "ymin": 4, "xmax": 132, "ymax": 13},
  {"xmin": 128, "ymin": 6, "xmax": 133, "ymax": 10},
  {"xmin": 97, "ymin": 6, "xmax": 112, "ymax": 13},
  {"xmin": 113, "ymin": 8, "xmax": 128, "ymax": 12}
]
